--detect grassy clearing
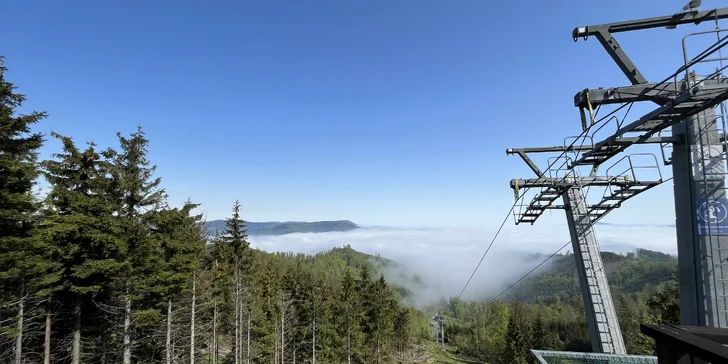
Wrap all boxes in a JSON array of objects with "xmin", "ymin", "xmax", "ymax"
[{"xmin": 426, "ymin": 341, "xmax": 485, "ymax": 363}]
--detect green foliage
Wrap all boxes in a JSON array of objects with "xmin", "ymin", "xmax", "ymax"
[
  {"xmin": 646, "ymin": 277, "xmax": 680, "ymax": 325},
  {"xmin": 434, "ymin": 250, "xmax": 681, "ymax": 359},
  {"xmin": 532, "ymin": 313, "xmax": 546, "ymax": 350},
  {"xmin": 502, "ymin": 300, "xmax": 531, "ymax": 364},
  {"xmin": 0, "ymin": 57, "xmax": 47, "ymax": 359}
]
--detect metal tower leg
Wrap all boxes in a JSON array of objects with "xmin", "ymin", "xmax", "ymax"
[
  {"xmin": 563, "ymin": 187, "xmax": 626, "ymax": 355},
  {"xmin": 672, "ymin": 108, "xmax": 728, "ymax": 328}
]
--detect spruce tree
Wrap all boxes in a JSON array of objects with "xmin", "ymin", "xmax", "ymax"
[
  {"xmin": 0, "ymin": 57, "xmax": 46, "ymax": 364},
  {"xmin": 393, "ymin": 307, "xmax": 413, "ymax": 359},
  {"xmin": 223, "ymin": 200, "xmax": 250, "ymax": 264},
  {"xmin": 104, "ymin": 126, "xmax": 167, "ymax": 363},
  {"xmin": 221, "ymin": 200, "xmax": 250, "ymax": 364},
  {"xmin": 335, "ymin": 269, "xmax": 361, "ymax": 364},
  {"xmin": 41, "ymin": 133, "xmax": 123, "ymax": 363},
  {"xmin": 504, "ymin": 314, "xmax": 528, "ymax": 364},
  {"xmin": 148, "ymin": 200, "xmax": 205, "ymax": 364},
  {"xmin": 532, "ymin": 313, "xmax": 546, "ymax": 350}
]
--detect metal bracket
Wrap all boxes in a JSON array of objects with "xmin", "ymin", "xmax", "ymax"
[{"xmin": 510, "ymin": 150, "xmax": 542, "ymax": 176}]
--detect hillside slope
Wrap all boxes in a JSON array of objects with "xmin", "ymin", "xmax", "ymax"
[{"xmin": 506, "ymin": 248, "xmax": 677, "ymax": 301}]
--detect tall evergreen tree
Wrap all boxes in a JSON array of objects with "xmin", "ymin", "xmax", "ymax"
[
  {"xmin": 0, "ymin": 57, "xmax": 46, "ymax": 364},
  {"xmin": 220, "ymin": 200, "xmax": 250, "ymax": 364},
  {"xmin": 335, "ymin": 269, "xmax": 362, "ymax": 364},
  {"xmin": 104, "ymin": 126, "xmax": 167, "ymax": 364},
  {"xmin": 503, "ymin": 315, "xmax": 528, "ymax": 364},
  {"xmin": 532, "ymin": 313, "xmax": 546, "ymax": 350},
  {"xmin": 361, "ymin": 274, "xmax": 395, "ymax": 364},
  {"xmin": 148, "ymin": 200, "xmax": 206, "ymax": 364},
  {"xmin": 393, "ymin": 307, "xmax": 413, "ymax": 360},
  {"xmin": 41, "ymin": 133, "xmax": 122, "ymax": 363}
]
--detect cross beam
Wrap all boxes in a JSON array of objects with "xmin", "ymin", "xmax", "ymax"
[
  {"xmin": 572, "ymin": 8, "xmax": 728, "ymax": 85},
  {"xmin": 575, "ymin": 79, "xmax": 728, "ymax": 108},
  {"xmin": 510, "ymin": 176, "xmax": 634, "ymax": 189},
  {"xmin": 506, "ymin": 137, "xmax": 679, "ymax": 176}
]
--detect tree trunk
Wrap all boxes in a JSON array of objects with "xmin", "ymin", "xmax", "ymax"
[
  {"xmin": 72, "ymin": 298, "xmax": 81, "ymax": 364},
  {"xmin": 312, "ymin": 315, "xmax": 316, "ymax": 364},
  {"xmin": 234, "ymin": 262, "xmax": 240, "ymax": 364},
  {"xmin": 246, "ymin": 313, "xmax": 250, "ymax": 364},
  {"xmin": 15, "ymin": 277, "xmax": 24, "ymax": 364},
  {"xmin": 475, "ymin": 313, "xmax": 479, "ymax": 352},
  {"xmin": 44, "ymin": 300, "xmax": 52, "ymax": 364},
  {"xmin": 274, "ymin": 333, "xmax": 278, "ymax": 364},
  {"xmin": 166, "ymin": 299, "xmax": 172, "ymax": 364},
  {"xmin": 280, "ymin": 303, "xmax": 285, "ymax": 364},
  {"xmin": 376, "ymin": 335, "xmax": 381, "ymax": 364},
  {"xmin": 212, "ymin": 260, "xmax": 218, "ymax": 364},
  {"xmin": 190, "ymin": 275, "xmax": 196, "ymax": 364},
  {"xmin": 346, "ymin": 325, "xmax": 351, "ymax": 364},
  {"xmin": 238, "ymin": 289, "xmax": 244, "ymax": 364},
  {"xmin": 123, "ymin": 285, "xmax": 131, "ymax": 364}
]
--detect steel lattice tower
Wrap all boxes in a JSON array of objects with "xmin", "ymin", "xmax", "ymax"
[{"xmin": 507, "ymin": 6, "xmax": 728, "ymax": 354}]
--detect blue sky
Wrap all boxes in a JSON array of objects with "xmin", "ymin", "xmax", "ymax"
[{"xmin": 1, "ymin": 0, "xmax": 722, "ymax": 227}]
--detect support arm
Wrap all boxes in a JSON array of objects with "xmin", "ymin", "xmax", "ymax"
[
  {"xmin": 593, "ymin": 29, "xmax": 647, "ymax": 85},
  {"xmin": 573, "ymin": 8, "xmax": 728, "ymax": 85}
]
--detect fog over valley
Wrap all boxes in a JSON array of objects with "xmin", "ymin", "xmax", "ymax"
[{"xmin": 247, "ymin": 222, "xmax": 678, "ymax": 306}]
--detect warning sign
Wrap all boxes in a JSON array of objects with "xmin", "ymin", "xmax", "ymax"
[{"xmin": 696, "ymin": 198, "xmax": 728, "ymax": 236}]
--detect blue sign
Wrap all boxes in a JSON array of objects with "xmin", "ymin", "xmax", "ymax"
[{"xmin": 696, "ymin": 198, "xmax": 728, "ymax": 236}]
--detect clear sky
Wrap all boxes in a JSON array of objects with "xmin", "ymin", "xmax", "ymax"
[{"xmin": 2, "ymin": 0, "xmax": 723, "ymax": 227}]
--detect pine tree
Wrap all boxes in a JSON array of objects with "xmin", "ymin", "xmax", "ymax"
[
  {"xmin": 532, "ymin": 313, "xmax": 546, "ymax": 350},
  {"xmin": 361, "ymin": 274, "xmax": 395, "ymax": 364},
  {"xmin": 0, "ymin": 57, "xmax": 46, "ymax": 364},
  {"xmin": 335, "ymin": 269, "xmax": 361, "ymax": 364},
  {"xmin": 503, "ymin": 315, "xmax": 528, "ymax": 364},
  {"xmin": 356, "ymin": 267, "xmax": 374, "ymax": 362},
  {"xmin": 148, "ymin": 200, "xmax": 205, "ymax": 364},
  {"xmin": 220, "ymin": 200, "xmax": 250, "ymax": 364},
  {"xmin": 393, "ymin": 307, "xmax": 413, "ymax": 360},
  {"xmin": 41, "ymin": 133, "xmax": 123, "ymax": 363},
  {"xmin": 104, "ymin": 126, "xmax": 167, "ymax": 363}
]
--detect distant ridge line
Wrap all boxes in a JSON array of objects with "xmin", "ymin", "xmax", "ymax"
[
  {"xmin": 596, "ymin": 222, "xmax": 676, "ymax": 228},
  {"xmin": 204, "ymin": 219, "xmax": 359, "ymax": 236}
]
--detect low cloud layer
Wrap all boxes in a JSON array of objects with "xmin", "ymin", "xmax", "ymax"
[{"xmin": 249, "ymin": 223, "xmax": 678, "ymax": 306}]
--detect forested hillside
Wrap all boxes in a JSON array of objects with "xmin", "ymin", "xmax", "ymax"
[
  {"xmin": 0, "ymin": 59, "xmax": 429, "ymax": 364},
  {"xmin": 507, "ymin": 248, "xmax": 677, "ymax": 302},
  {"xmin": 428, "ymin": 249, "xmax": 679, "ymax": 363}
]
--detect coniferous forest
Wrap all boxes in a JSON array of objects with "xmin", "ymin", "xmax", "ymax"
[
  {"xmin": 0, "ymin": 55, "xmax": 684, "ymax": 364},
  {"xmin": 0, "ymin": 58, "xmax": 429, "ymax": 364}
]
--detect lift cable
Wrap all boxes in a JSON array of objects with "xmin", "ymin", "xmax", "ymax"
[
  {"xmin": 452, "ymin": 37, "xmax": 721, "ymax": 301},
  {"xmin": 456, "ymin": 204, "xmax": 515, "ymax": 301},
  {"xmin": 456, "ymin": 113, "xmax": 605, "ymax": 302},
  {"xmin": 485, "ymin": 177, "xmax": 673, "ymax": 304},
  {"xmin": 487, "ymin": 241, "xmax": 571, "ymax": 304}
]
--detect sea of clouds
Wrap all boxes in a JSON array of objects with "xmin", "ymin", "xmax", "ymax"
[{"xmin": 248, "ymin": 223, "xmax": 678, "ymax": 306}]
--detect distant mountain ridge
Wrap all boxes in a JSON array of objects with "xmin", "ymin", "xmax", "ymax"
[{"xmin": 205, "ymin": 220, "xmax": 359, "ymax": 236}]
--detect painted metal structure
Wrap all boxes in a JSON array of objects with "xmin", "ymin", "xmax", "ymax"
[{"xmin": 506, "ymin": 5, "xmax": 728, "ymax": 354}]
